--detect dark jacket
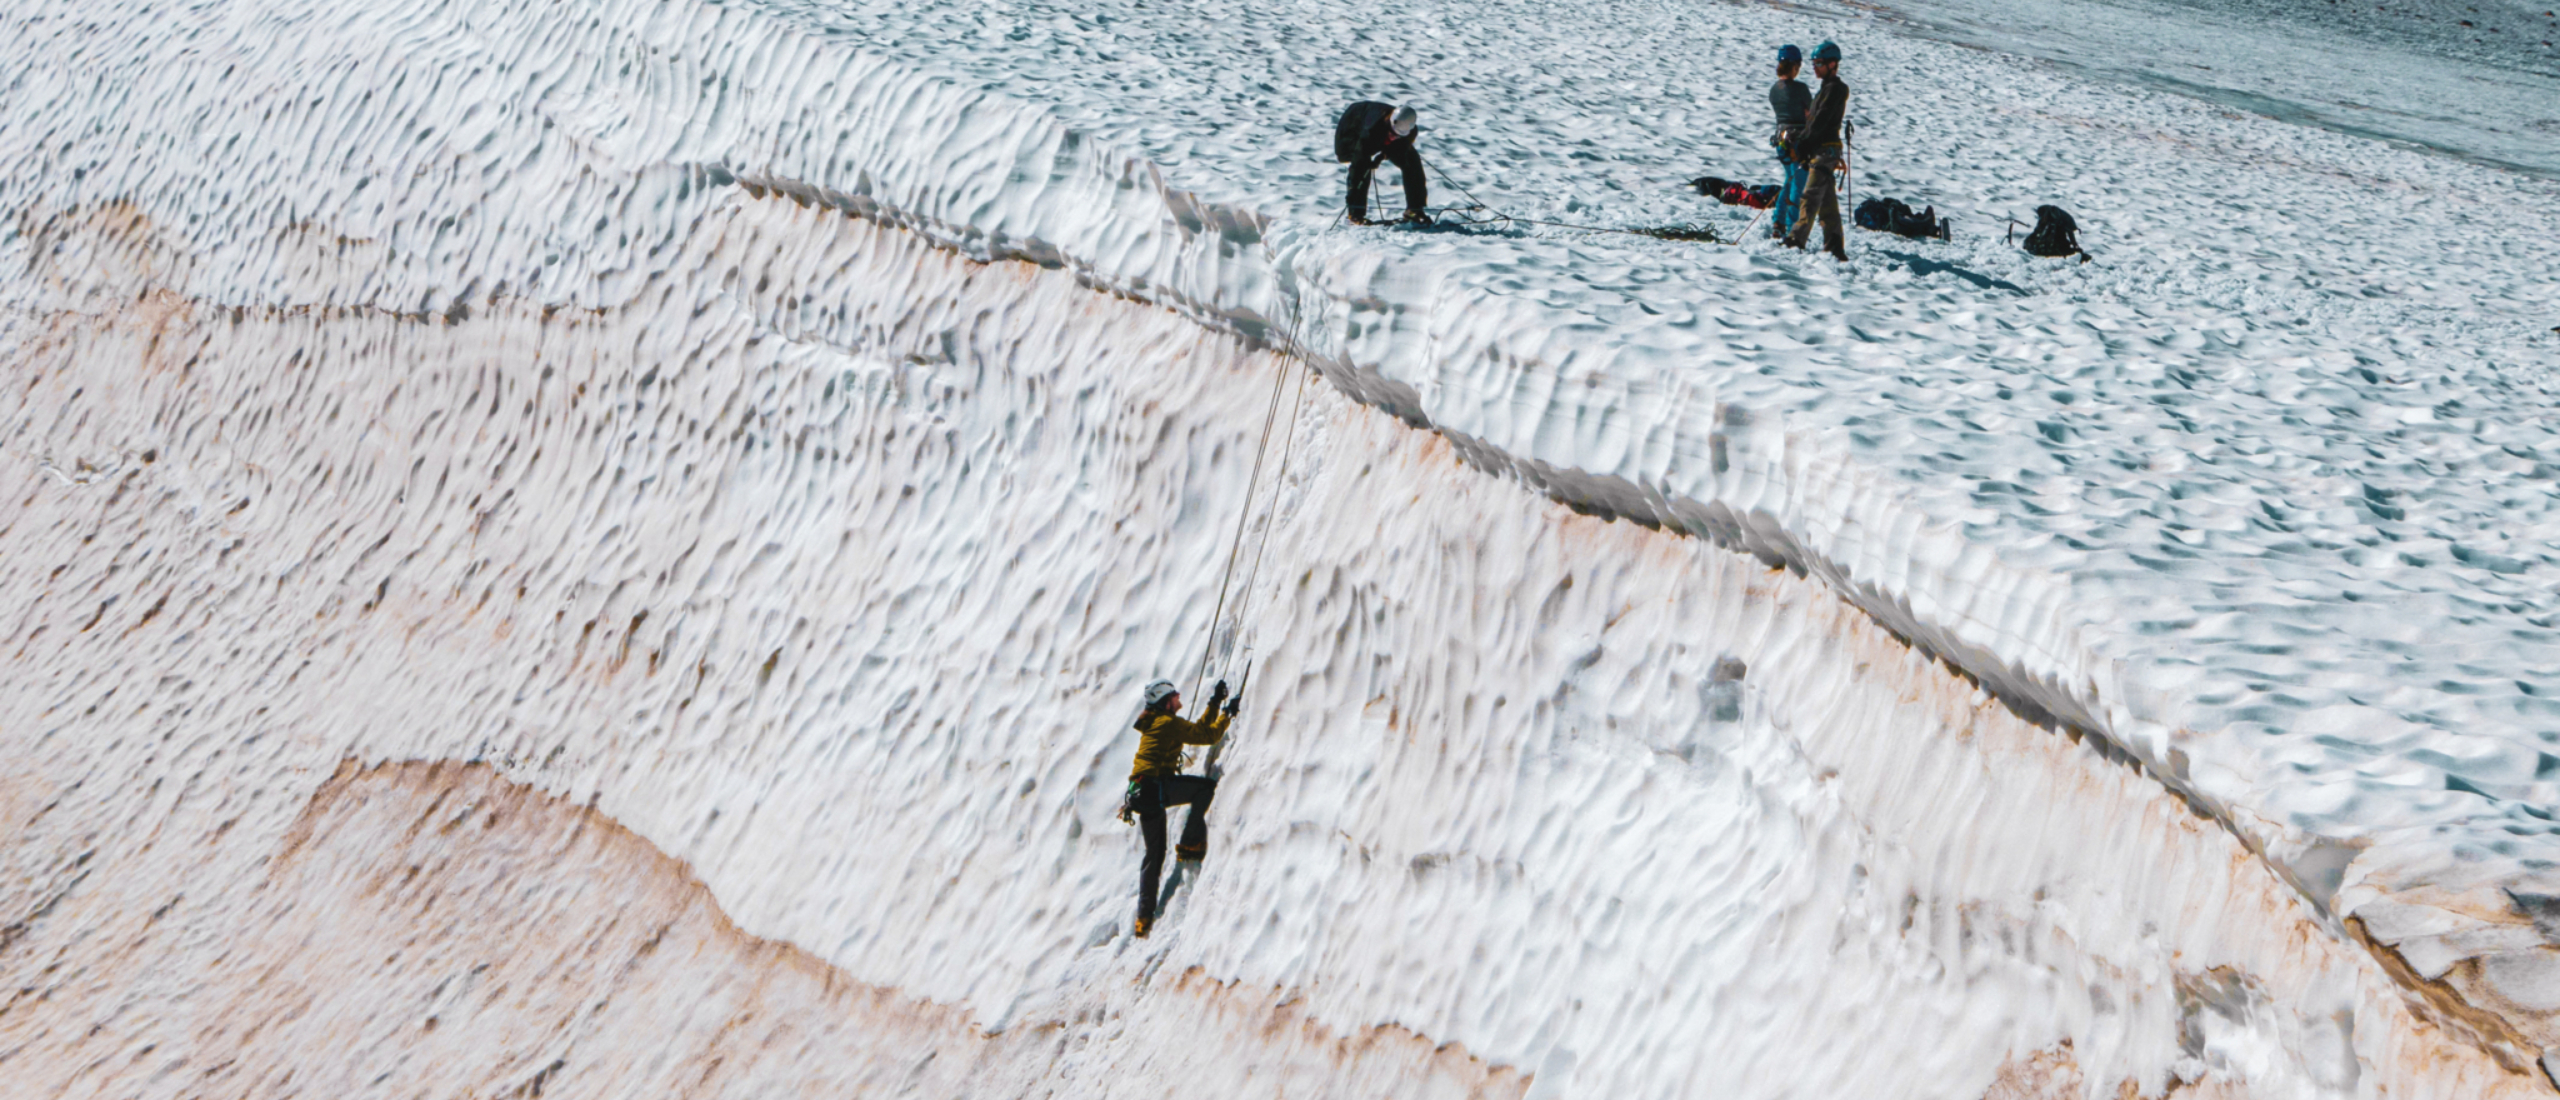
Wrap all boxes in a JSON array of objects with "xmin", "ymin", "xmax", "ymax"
[
  {"xmin": 1788, "ymin": 74, "xmax": 1849, "ymax": 163},
  {"xmin": 1334, "ymin": 100, "xmax": 1428, "ymax": 217},
  {"xmin": 1769, "ymin": 77, "xmax": 1812, "ymax": 132},
  {"xmin": 1130, "ymin": 708, "xmax": 1230, "ymax": 780},
  {"xmin": 1335, "ymin": 100, "xmax": 1405, "ymax": 164}
]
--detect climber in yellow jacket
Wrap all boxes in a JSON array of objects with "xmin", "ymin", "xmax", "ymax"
[{"xmin": 1122, "ymin": 677, "xmax": 1236, "ymax": 938}]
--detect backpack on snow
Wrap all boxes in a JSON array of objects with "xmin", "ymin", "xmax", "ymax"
[
  {"xmin": 1690, "ymin": 176, "xmax": 1778, "ymax": 208},
  {"xmin": 1854, "ymin": 197, "xmax": 1897, "ymax": 231},
  {"xmin": 2019, "ymin": 204, "xmax": 2084, "ymax": 258},
  {"xmin": 1854, "ymin": 196, "xmax": 1952, "ymax": 241}
]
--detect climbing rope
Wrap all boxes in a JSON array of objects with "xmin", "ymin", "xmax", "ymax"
[
  {"xmin": 1175, "ymin": 288, "xmax": 1327, "ymax": 774},
  {"xmin": 1219, "ymin": 352, "xmax": 1315, "ymax": 688},
  {"xmin": 1411, "ymin": 151, "xmax": 1740, "ymax": 245},
  {"xmin": 1189, "ymin": 348, "xmax": 1297, "ymax": 706}
]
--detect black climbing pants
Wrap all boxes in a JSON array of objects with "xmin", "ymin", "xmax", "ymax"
[
  {"xmin": 1786, "ymin": 145, "xmax": 1846, "ymax": 261},
  {"xmin": 1133, "ymin": 774, "xmax": 1216, "ymax": 923},
  {"xmin": 1346, "ymin": 142, "xmax": 1427, "ymax": 221}
]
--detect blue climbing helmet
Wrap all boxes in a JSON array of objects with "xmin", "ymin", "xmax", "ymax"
[
  {"xmin": 1812, "ymin": 40, "xmax": 1843, "ymax": 62},
  {"xmin": 1777, "ymin": 43, "xmax": 1803, "ymax": 64}
]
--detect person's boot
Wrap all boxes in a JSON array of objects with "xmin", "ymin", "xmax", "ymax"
[
  {"xmin": 1134, "ymin": 915, "xmax": 1154, "ymax": 938},
  {"xmin": 1175, "ymin": 843, "xmax": 1206, "ymax": 862}
]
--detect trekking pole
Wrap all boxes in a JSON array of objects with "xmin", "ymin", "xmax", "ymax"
[
  {"xmin": 1842, "ymin": 141, "xmax": 1853, "ymax": 215},
  {"xmin": 1731, "ymin": 203, "xmax": 1769, "ymax": 247}
]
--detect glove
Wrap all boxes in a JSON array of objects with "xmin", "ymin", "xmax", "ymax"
[
  {"xmin": 1206, "ymin": 679, "xmax": 1230, "ymax": 712},
  {"xmin": 1224, "ymin": 690, "xmax": 1242, "ymax": 717},
  {"xmin": 1398, "ymin": 208, "xmax": 1431, "ymax": 225}
]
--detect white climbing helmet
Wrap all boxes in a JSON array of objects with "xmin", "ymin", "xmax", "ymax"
[
  {"xmin": 1391, "ymin": 105, "xmax": 1418, "ymax": 136},
  {"xmin": 1143, "ymin": 680, "xmax": 1180, "ymax": 708}
]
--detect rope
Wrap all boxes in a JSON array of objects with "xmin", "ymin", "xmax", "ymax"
[
  {"xmin": 1176, "ymin": 289, "xmax": 1327, "ymax": 774},
  {"xmin": 1412, "ymin": 150, "xmax": 1747, "ymax": 246},
  {"xmin": 1196, "ymin": 290, "xmax": 1331, "ymax": 777},
  {"xmin": 1221, "ymin": 357, "xmax": 1314, "ymax": 686},
  {"xmin": 1189, "ymin": 347, "xmax": 1296, "ymax": 704}
]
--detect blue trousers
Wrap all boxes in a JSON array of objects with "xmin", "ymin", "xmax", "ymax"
[{"xmin": 1773, "ymin": 153, "xmax": 1809, "ymax": 238}]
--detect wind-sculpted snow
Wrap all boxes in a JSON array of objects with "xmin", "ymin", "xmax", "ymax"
[
  {"xmin": 740, "ymin": 0, "xmax": 2560, "ymax": 1066},
  {"xmin": 3, "ymin": 201, "xmax": 2531, "ymax": 1096},
  {"xmin": 4, "ymin": 0, "xmax": 2560, "ymax": 1094}
]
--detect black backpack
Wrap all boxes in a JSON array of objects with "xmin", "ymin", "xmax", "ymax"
[
  {"xmin": 1855, "ymin": 197, "xmax": 1953, "ymax": 240},
  {"xmin": 2020, "ymin": 205, "xmax": 2083, "ymax": 258},
  {"xmin": 1334, "ymin": 101, "xmax": 1392, "ymax": 163}
]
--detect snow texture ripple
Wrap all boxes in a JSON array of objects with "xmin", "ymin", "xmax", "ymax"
[{"xmin": 3, "ymin": 0, "xmax": 2560, "ymax": 1092}]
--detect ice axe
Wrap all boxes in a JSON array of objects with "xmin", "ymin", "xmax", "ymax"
[{"xmin": 1205, "ymin": 651, "xmax": 1251, "ymax": 780}]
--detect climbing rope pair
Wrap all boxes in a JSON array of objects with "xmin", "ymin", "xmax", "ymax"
[{"xmin": 1182, "ymin": 286, "xmax": 1322, "ymax": 777}]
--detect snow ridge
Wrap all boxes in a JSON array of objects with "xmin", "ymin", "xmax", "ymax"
[{"xmin": 9, "ymin": 0, "xmax": 2560, "ymax": 1083}]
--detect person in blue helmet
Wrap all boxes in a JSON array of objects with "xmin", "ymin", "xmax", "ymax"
[
  {"xmin": 1768, "ymin": 44, "xmax": 1813, "ymax": 240},
  {"xmin": 1785, "ymin": 40, "xmax": 1852, "ymax": 261}
]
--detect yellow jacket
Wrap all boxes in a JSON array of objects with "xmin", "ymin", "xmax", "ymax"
[{"xmin": 1130, "ymin": 709, "xmax": 1230, "ymax": 780}]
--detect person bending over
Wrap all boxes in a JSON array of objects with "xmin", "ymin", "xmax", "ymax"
[
  {"xmin": 1121, "ymin": 678, "xmax": 1236, "ymax": 938},
  {"xmin": 1335, "ymin": 101, "xmax": 1429, "ymax": 225}
]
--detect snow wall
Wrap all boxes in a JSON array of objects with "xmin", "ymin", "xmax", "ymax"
[{"xmin": 0, "ymin": 0, "xmax": 2554, "ymax": 1096}]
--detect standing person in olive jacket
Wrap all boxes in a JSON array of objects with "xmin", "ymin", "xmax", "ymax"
[
  {"xmin": 1335, "ymin": 101, "xmax": 1429, "ymax": 225},
  {"xmin": 1784, "ymin": 41, "xmax": 1851, "ymax": 262},
  {"xmin": 1120, "ymin": 678, "xmax": 1235, "ymax": 938},
  {"xmin": 1769, "ymin": 44, "xmax": 1813, "ymax": 240}
]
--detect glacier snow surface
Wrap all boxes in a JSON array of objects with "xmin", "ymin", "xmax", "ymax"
[
  {"xmin": 3, "ymin": 0, "xmax": 2560, "ymax": 1093},
  {"xmin": 757, "ymin": 0, "xmax": 2560, "ymax": 954}
]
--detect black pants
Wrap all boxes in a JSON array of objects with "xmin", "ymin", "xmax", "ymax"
[
  {"xmin": 1133, "ymin": 774, "xmax": 1216, "ymax": 923},
  {"xmin": 1346, "ymin": 143, "xmax": 1427, "ymax": 221},
  {"xmin": 1785, "ymin": 147, "xmax": 1846, "ymax": 260}
]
